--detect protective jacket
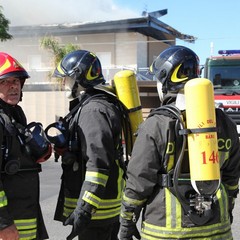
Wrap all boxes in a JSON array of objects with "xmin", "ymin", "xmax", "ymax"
[
  {"xmin": 121, "ymin": 94, "xmax": 240, "ymax": 240},
  {"xmin": 0, "ymin": 100, "xmax": 48, "ymax": 239},
  {"xmin": 54, "ymin": 88, "xmax": 126, "ymax": 227}
]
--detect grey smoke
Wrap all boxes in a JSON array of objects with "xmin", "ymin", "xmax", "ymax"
[{"xmin": 1, "ymin": 0, "xmax": 139, "ymax": 26}]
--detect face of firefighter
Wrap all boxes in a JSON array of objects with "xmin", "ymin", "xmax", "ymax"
[
  {"xmin": 0, "ymin": 77, "xmax": 22, "ymax": 105},
  {"xmin": 63, "ymin": 76, "xmax": 85, "ymax": 99}
]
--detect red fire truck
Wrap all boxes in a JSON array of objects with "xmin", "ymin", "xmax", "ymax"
[{"xmin": 204, "ymin": 50, "xmax": 240, "ymax": 134}]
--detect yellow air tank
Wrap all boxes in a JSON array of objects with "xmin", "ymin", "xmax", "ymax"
[
  {"xmin": 184, "ymin": 78, "xmax": 220, "ymax": 195},
  {"xmin": 113, "ymin": 70, "xmax": 143, "ymax": 152}
]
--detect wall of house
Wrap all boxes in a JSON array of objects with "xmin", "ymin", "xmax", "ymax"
[
  {"xmin": 0, "ymin": 31, "xmax": 157, "ymax": 83},
  {"xmin": 19, "ymin": 91, "xmax": 69, "ymax": 127},
  {"xmin": 0, "ymin": 31, "xmax": 165, "ymax": 127},
  {"xmin": 115, "ymin": 32, "xmax": 137, "ymax": 67},
  {"xmin": 148, "ymin": 36, "xmax": 175, "ymax": 64},
  {"xmin": 59, "ymin": 33, "xmax": 117, "ymax": 64},
  {"xmin": 136, "ymin": 34, "xmax": 148, "ymax": 68},
  {"xmin": 0, "ymin": 20, "xmax": 178, "ymax": 84}
]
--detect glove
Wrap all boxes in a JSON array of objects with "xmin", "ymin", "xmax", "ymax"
[
  {"xmin": 119, "ymin": 219, "xmax": 141, "ymax": 240},
  {"xmin": 119, "ymin": 194, "xmax": 143, "ymax": 240},
  {"xmin": 61, "ymin": 151, "xmax": 77, "ymax": 165},
  {"xmin": 64, "ymin": 208, "xmax": 91, "ymax": 240}
]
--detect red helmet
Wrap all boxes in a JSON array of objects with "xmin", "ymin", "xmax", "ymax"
[{"xmin": 0, "ymin": 52, "xmax": 30, "ymax": 86}]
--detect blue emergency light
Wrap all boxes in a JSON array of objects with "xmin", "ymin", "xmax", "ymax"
[{"xmin": 218, "ymin": 50, "xmax": 240, "ymax": 55}]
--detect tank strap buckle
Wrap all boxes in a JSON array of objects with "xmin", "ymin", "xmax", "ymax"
[
  {"xmin": 158, "ymin": 173, "xmax": 173, "ymax": 187},
  {"xmin": 179, "ymin": 127, "xmax": 218, "ymax": 135}
]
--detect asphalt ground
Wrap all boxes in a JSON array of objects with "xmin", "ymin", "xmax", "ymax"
[
  {"xmin": 40, "ymin": 158, "xmax": 71, "ymax": 240},
  {"xmin": 40, "ymin": 158, "xmax": 240, "ymax": 240}
]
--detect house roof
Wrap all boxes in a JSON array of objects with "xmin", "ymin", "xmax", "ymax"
[{"xmin": 9, "ymin": 15, "xmax": 196, "ymax": 43}]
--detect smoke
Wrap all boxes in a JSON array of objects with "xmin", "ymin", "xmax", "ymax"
[{"xmin": 1, "ymin": 0, "xmax": 139, "ymax": 26}]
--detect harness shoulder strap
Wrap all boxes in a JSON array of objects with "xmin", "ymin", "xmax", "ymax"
[
  {"xmin": 67, "ymin": 92, "xmax": 131, "ymax": 177},
  {"xmin": 0, "ymin": 111, "xmax": 16, "ymax": 136},
  {"xmin": 149, "ymin": 105, "xmax": 184, "ymax": 186},
  {"xmin": 148, "ymin": 105, "xmax": 182, "ymax": 120}
]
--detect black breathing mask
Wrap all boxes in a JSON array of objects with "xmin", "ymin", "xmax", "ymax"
[
  {"xmin": 45, "ymin": 118, "xmax": 80, "ymax": 166},
  {"xmin": 3, "ymin": 121, "xmax": 52, "ymax": 175},
  {"xmin": 15, "ymin": 121, "xmax": 52, "ymax": 163},
  {"xmin": 24, "ymin": 122, "xmax": 52, "ymax": 162},
  {"xmin": 45, "ymin": 117, "xmax": 68, "ymax": 149}
]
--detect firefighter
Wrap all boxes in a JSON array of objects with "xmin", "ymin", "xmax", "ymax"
[
  {"xmin": 49, "ymin": 50, "xmax": 128, "ymax": 240},
  {"xmin": 0, "ymin": 52, "xmax": 51, "ymax": 239},
  {"xmin": 119, "ymin": 45, "xmax": 240, "ymax": 239}
]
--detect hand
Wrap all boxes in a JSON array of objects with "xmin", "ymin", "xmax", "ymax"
[
  {"xmin": 0, "ymin": 224, "xmax": 19, "ymax": 240},
  {"xmin": 64, "ymin": 209, "xmax": 91, "ymax": 240},
  {"xmin": 119, "ymin": 222, "xmax": 141, "ymax": 240}
]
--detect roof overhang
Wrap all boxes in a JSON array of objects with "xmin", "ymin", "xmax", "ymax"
[{"xmin": 9, "ymin": 15, "xmax": 196, "ymax": 43}]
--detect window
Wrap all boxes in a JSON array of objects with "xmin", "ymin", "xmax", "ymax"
[
  {"xmin": 96, "ymin": 52, "xmax": 111, "ymax": 67},
  {"xmin": 28, "ymin": 55, "xmax": 41, "ymax": 70}
]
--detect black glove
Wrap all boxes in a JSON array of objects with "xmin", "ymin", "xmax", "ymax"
[
  {"xmin": 119, "ymin": 219, "xmax": 141, "ymax": 240},
  {"xmin": 64, "ymin": 208, "xmax": 91, "ymax": 240}
]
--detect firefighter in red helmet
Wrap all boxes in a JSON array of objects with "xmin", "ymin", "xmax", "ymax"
[{"xmin": 0, "ymin": 52, "xmax": 50, "ymax": 239}]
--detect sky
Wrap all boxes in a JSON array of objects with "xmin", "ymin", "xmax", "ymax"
[{"xmin": 1, "ymin": 0, "xmax": 240, "ymax": 65}]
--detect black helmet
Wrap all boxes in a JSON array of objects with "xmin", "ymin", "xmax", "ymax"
[
  {"xmin": 53, "ymin": 50, "xmax": 105, "ymax": 88},
  {"xmin": 149, "ymin": 45, "xmax": 199, "ymax": 93}
]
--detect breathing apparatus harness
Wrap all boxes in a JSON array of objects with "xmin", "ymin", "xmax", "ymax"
[
  {"xmin": 0, "ymin": 112, "xmax": 52, "ymax": 175},
  {"xmin": 45, "ymin": 89, "xmax": 132, "ymax": 175},
  {"xmin": 149, "ymin": 104, "xmax": 218, "ymax": 226}
]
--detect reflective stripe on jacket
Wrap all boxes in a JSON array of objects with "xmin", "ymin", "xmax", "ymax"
[
  {"xmin": 15, "ymin": 218, "xmax": 37, "ymax": 240},
  {"xmin": 0, "ymin": 190, "xmax": 7, "ymax": 207},
  {"xmin": 62, "ymin": 159, "xmax": 124, "ymax": 221},
  {"xmin": 141, "ymin": 187, "xmax": 231, "ymax": 239}
]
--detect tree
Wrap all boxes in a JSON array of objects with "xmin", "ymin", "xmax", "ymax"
[
  {"xmin": 40, "ymin": 36, "xmax": 80, "ymax": 70},
  {"xmin": 0, "ymin": 6, "xmax": 12, "ymax": 41},
  {"xmin": 40, "ymin": 36, "xmax": 80, "ymax": 86},
  {"xmin": 40, "ymin": 36, "xmax": 80, "ymax": 85}
]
